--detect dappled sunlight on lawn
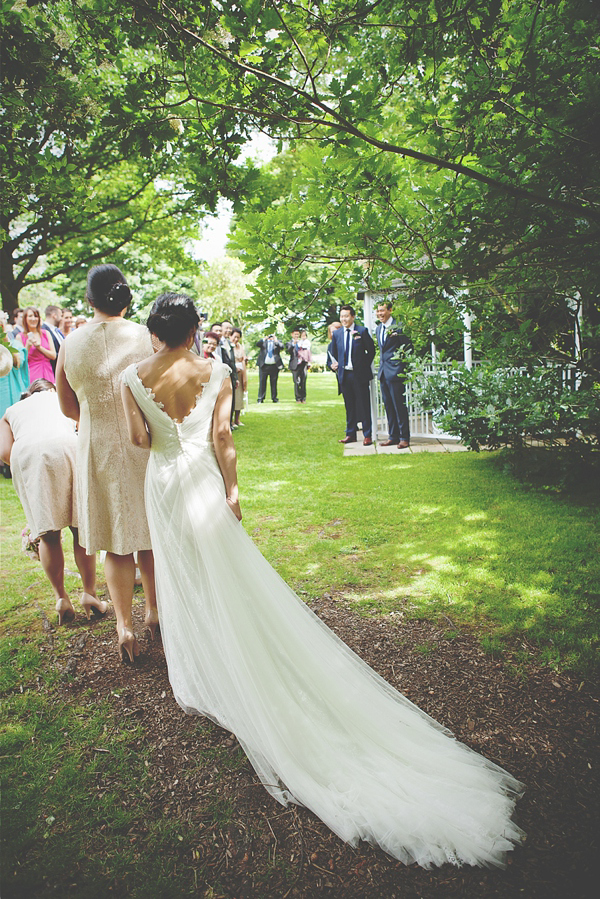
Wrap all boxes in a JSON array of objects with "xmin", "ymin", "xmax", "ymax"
[
  {"xmin": 413, "ymin": 504, "xmax": 443, "ymax": 516},
  {"xmin": 247, "ymin": 479, "xmax": 292, "ymax": 494},
  {"xmin": 237, "ymin": 375, "xmax": 598, "ymax": 668}
]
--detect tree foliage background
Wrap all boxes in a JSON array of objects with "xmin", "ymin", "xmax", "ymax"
[{"xmin": 2, "ymin": 0, "xmax": 598, "ymax": 373}]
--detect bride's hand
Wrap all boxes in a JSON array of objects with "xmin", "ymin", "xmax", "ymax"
[{"xmin": 226, "ymin": 497, "xmax": 242, "ymax": 521}]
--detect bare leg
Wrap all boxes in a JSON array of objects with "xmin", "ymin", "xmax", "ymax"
[
  {"xmin": 104, "ymin": 551, "xmax": 138, "ymax": 662},
  {"xmin": 39, "ymin": 531, "xmax": 75, "ymax": 624},
  {"xmin": 137, "ymin": 549, "xmax": 159, "ymax": 639},
  {"xmin": 70, "ymin": 527, "xmax": 107, "ymax": 618}
]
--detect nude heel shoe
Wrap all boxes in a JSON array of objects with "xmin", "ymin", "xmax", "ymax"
[
  {"xmin": 144, "ymin": 609, "xmax": 159, "ymax": 641},
  {"xmin": 118, "ymin": 629, "xmax": 139, "ymax": 664},
  {"xmin": 55, "ymin": 598, "xmax": 76, "ymax": 626},
  {"xmin": 80, "ymin": 593, "xmax": 109, "ymax": 620}
]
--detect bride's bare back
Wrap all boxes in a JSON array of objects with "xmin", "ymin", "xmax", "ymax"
[{"xmin": 136, "ymin": 351, "xmax": 214, "ymax": 424}]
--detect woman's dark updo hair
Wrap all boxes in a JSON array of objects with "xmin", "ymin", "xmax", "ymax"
[
  {"xmin": 87, "ymin": 264, "xmax": 132, "ymax": 314},
  {"xmin": 146, "ymin": 293, "xmax": 200, "ymax": 348}
]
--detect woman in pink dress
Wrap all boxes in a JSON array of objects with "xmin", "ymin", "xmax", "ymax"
[{"xmin": 20, "ymin": 307, "xmax": 56, "ymax": 382}]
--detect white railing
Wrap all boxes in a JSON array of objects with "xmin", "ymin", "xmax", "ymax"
[{"xmin": 372, "ymin": 362, "xmax": 466, "ymax": 440}]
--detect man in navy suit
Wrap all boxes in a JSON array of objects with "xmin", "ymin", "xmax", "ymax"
[
  {"xmin": 42, "ymin": 305, "xmax": 65, "ymax": 374},
  {"xmin": 327, "ymin": 304, "xmax": 376, "ymax": 445},
  {"xmin": 375, "ymin": 300, "xmax": 412, "ymax": 449}
]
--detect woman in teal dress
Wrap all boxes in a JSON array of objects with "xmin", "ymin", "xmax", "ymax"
[{"xmin": 0, "ymin": 318, "xmax": 29, "ymax": 416}]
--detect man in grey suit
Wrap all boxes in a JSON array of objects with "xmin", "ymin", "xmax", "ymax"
[{"xmin": 375, "ymin": 301, "xmax": 412, "ymax": 449}]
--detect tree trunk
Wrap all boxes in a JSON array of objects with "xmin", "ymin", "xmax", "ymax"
[{"xmin": 0, "ymin": 245, "xmax": 19, "ymax": 315}]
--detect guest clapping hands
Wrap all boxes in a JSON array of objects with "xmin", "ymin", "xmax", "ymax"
[{"xmin": 20, "ymin": 307, "xmax": 56, "ymax": 382}]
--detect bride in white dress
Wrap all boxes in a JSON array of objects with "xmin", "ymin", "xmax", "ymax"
[{"xmin": 121, "ymin": 294, "xmax": 524, "ymax": 869}]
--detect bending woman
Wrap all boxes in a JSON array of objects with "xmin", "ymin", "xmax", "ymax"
[
  {"xmin": 0, "ymin": 379, "xmax": 104, "ymax": 624},
  {"xmin": 56, "ymin": 264, "xmax": 157, "ymax": 662}
]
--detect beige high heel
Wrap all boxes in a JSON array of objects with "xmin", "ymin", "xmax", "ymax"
[
  {"xmin": 118, "ymin": 628, "xmax": 139, "ymax": 664},
  {"xmin": 144, "ymin": 608, "xmax": 160, "ymax": 641},
  {"xmin": 80, "ymin": 593, "xmax": 108, "ymax": 620},
  {"xmin": 55, "ymin": 598, "xmax": 76, "ymax": 626}
]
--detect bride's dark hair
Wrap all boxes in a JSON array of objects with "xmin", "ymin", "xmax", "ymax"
[{"xmin": 146, "ymin": 293, "xmax": 200, "ymax": 348}]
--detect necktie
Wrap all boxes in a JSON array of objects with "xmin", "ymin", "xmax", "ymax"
[
  {"xmin": 380, "ymin": 324, "xmax": 386, "ymax": 346},
  {"xmin": 344, "ymin": 329, "xmax": 351, "ymax": 367}
]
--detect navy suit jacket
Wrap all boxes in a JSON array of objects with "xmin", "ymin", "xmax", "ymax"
[
  {"xmin": 376, "ymin": 318, "xmax": 412, "ymax": 380},
  {"xmin": 327, "ymin": 323, "xmax": 375, "ymax": 387},
  {"xmin": 42, "ymin": 323, "xmax": 62, "ymax": 372}
]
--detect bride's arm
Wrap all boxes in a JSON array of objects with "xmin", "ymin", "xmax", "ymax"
[
  {"xmin": 121, "ymin": 383, "xmax": 151, "ymax": 448},
  {"xmin": 212, "ymin": 378, "xmax": 242, "ymax": 521}
]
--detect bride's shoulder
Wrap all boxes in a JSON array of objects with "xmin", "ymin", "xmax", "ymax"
[
  {"xmin": 135, "ymin": 356, "xmax": 154, "ymax": 379},
  {"xmin": 121, "ymin": 361, "xmax": 139, "ymax": 384}
]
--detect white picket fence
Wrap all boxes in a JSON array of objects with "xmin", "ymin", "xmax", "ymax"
[
  {"xmin": 371, "ymin": 363, "xmax": 461, "ymax": 441},
  {"xmin": 371, "ymin": 360, "xmax": 579, "ymax": 442}
]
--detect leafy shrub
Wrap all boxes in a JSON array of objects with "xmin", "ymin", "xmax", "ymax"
[{"xmin": 409, "ymin": 360, "xmax": 600, "ymax": 455}]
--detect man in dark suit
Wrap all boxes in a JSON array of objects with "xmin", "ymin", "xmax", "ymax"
[
  {"xmin": 375, "ymin": 300, "xmax": 413, "ymax": 449},
  {"xmin": 42, "ymin": 304, "xmax": 65, "ymax": 373},
  {"xmin": 221, "ymin": 320, "xmax": 239, "ymax": 423},
  {"xmin": 327, "ymin": 304, "xmax": 376, "ymax": 445},
  {"xmin": 256, "ymin": 334, "xmax": 284, "ymax": 403},
  {"xmin": 286, "ymin": 328, "xmax": 308, "ymax": 403}
]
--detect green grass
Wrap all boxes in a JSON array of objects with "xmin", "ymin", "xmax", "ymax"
[
  {"xmin": 236, "ymin": 372, "xmax": 599, "ymax": 673},
  {"xmin": 1, "ymin": 368, "xmax": 598, "ymax": 897}
]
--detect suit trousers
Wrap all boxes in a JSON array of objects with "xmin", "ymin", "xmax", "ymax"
[
  {"xmin": 293, "ymin": 363, "xmax": 307, "ymax": 401},
  {"xmin": 380, "ymin": 374, "xmax": 410, "ymax": 442},
  {"xmin": 258, "ymin": 364, "xmax": 280, "ymax": 402},
  {"xmin": 341, "ymin": 370, "xmax": 372, "ymax": 438}
]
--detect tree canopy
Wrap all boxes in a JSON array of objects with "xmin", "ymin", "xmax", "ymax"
[
  {"xmin": 2, "ymin": 0, "xmax": 598, "ymax": 371},
  {"xmin": 0, "ymin": 0, "xmax": 258, "ymax": 311}
]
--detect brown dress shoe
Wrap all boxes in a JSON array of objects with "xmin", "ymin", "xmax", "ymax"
[
  {"xmin": 339, "ymin": 435, "xmax": 357, "ymax": 444},
  {"xmin": 363, "ymin": 437, "xmax": 373, "ymax": 446},
  {"xmin": 397, "ymin": 440, "xmax": 410, "ymax": 449},
  {"xmin": 379, "ymin": 439, "xmax": 396, "ymax": 446}
]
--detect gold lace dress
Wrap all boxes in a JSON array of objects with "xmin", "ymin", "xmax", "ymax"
[{"xmin": 63, "ymin": 319, "xmax": 153, "ymax": 554}]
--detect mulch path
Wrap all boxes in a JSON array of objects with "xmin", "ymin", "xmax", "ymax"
[{"xmin": 53, "ymin": 594, "xmax": 598, "ymax": 899}]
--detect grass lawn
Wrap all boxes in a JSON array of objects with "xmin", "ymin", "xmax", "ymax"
[
  {"xmin": 1, "ymin": 368, "xmax": 598, "ymax": 897},
  {"xmin": 237, "ymin": 371, "xmax": 599, "ymax": 673}
]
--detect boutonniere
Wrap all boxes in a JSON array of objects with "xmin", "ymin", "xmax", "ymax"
[
  {"xmin": 352, "ymin": 332, "xmax": 362, "ymax": 340},
  {"xmin": 385, "ymin": 327, "xmax": 402, "ymax": 339}
]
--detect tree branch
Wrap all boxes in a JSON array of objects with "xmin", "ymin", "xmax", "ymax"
[{"xmin": 151, "ymin": 4, "xmax": 599, "ymax": 223}]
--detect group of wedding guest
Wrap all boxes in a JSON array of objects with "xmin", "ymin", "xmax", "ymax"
[
  {"xmin": 198, "ymin": 320, "xmax": 248, "ymax": 429},
  {"xmin": 256, "ymin": 329, "xmax": 313, "ymax": 404},
  {"xmin": 0, "ymin": 305, "xmax": 90, "ymax": 431},
  {"xmin": 1, "ymin": 267, "xmax": 157, "ymax": 663},
  {"xmin": 1, "ymin": 283, "xmax": 251, "ymax": 660},
  {"xmin": 3, "ymin": 304, "xmax": 86, "ymax": 389}
]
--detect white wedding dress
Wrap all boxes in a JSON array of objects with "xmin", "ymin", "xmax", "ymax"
[{"xmin": 122, "ymin": 360, "xmax": 524, "ymax": 868}]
